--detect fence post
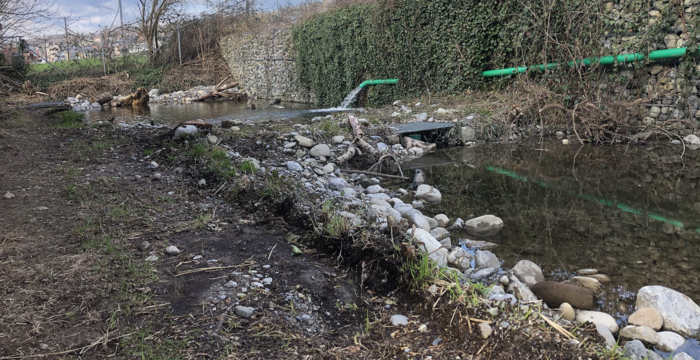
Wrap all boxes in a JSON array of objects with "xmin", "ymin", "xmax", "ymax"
[
  {"xmin": 101, "ymin": 40, "xmax": 106, "ymax": 75},
  {"xmin": 177, "ymin": 20, "xmax": 182, "ymax": 65}
]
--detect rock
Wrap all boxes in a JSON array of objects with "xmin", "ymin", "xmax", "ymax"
[
  {"xmin": 564, "ymin": 277, "xmax": 604, "ymax": 296},
  {"xmin": 621, "ymin": 325, "xmax": 660, "ymax": 345},
  {"xmin": 673, "ymin": 339, "xmax": 700, "ymax": 359},
  {"xmin": 475, "ymin": 250, "xmax": 500, "ymax": 269},
  {"xmin": 198, "ymin": 179, "xmax": 206, "ymax": 186},
  {"xmin": 234, "ymin": 306, "xmax": 256, "ymax": 318},
  {"xmin": 471, "ymin": 267, "xmax": 497, "ymax": 281},
  {"xmin": 139, "ymin": 241, "xmax": 150, "ymax": 251},
  {"xmin": 207, "ymin": 135, "xmax": 218, "ymax": 145},
  {"xmin": 390, "ymin": 314, "xmax": 408, "ymax": 326},
  {"xmin": 596, "ymin": 323, "xmax": 617, "ymax": 349},
  {"xmin": 145, "ymin": 255, "xmax": 158, "ymax": 261},
  {"xmin": 578, "ymin": 268, "xmax": 598, "ymax": 275},
  {"xmin": 148, "ymin": 161, "xmax": 159, "ymax": 169},
  {"xmin": 624, "ymin": 340, "xmax": 648, "ymax": 359},
  {"xmin": 328, "ymin": 178, "xmax": 348, "ymax": 190},
  {"xmin": 284, "ymin": 142, "xmax": 297, "ymax": 148},
  {"xmin": 629, "ymin": 308, "xmax": 664, "ymax": 331},
  {"xmin": 4, "ymin": 192, "xmax": 14, "ymax": 199},
  {"xmin": 148, "ymin": 89, "xmax": 159, "ymax": 97},
  {"xmin": 434, "ymin": 214, "xmax": 449, "ymax": 227},
  {"xmin": 464, "ymin": 215, "xmax": 504, "ymax": 236},
  {"xmin": 655, "ymin": 331, "xmax": 686, "ymax": 352},
  {"xmin": 294, "ymin": 135, "xmax": 316, "ymax": 147},
  {"xmin": 479, "ymin": 323, "xmax": 493, "ymax": 339},
  {"xmin": 174, "ymin": 125, "xmax": 198, "ymax": 137},
  {"xmin": 587, "ymin": 273, "xmax": 611, "ymax": 283},
  {"xmin": 221, "ymin": 120, "xmax": 234, "ymax": 129},
  {"xmin": 576, "ymin": 311, "xmax": 619, "ymax": 333},
  {"xmin": 415, "ymin": 184, "xmax": 442, "ymax": 202},
  {"xmin": 377, "ymin": 142, "xmax": 388, "ymax": 151},
  {"xmin": 407, "ymin": 228, "xmax": 448, "ymax": 267},
  {"xmin": 684, "ymin": 134, "xmax": 700, "ymax": 150},
  {"xmin": 366, "ymin": 185, "xmax": 384, "ymax": 194},
  {"xmin": 447, "ymin": 248, "xmax": 473, "ymax": 271},
  {"xmin": 286, "ymin": 161, "xmax": 303, "ymax": 172},
  {"xmin": 429, "ymin": 227, "xmax": 450, "ymax": 241},
  {"xmin": 672, "ymin": 353, "xmax": 694, "ymax": 360},
  {"xmin": 411, "ymin": 200, "xmax": 424, "ymax": 209},
  {"xmin": 371, "ymin": 205, "xmax": 402, "ymax": 222},
  {"xmin": 512, "ymin": 260, "xmax": 545, "ymax": 287},
  {"xmin": 637, "ymin": 285, "xmax": 700, "ymax": 337},
  {"xmin": 500, "ymin": 276, "xmax": 509, "ymax": 286},
  {"xmin": 559, "ymin": 302, "xmax": 575, "ymax": 321},
  {"xmin": 507, "ymin": 275, "xmax": 539, "ymax": 302},
  {"xmin": 323, "ymin": 163, "xmax": 335, "ymax": 174},
  {"xmin": 531, "ymin": 282, "xmax": 595, "ymax": 310},
  {"xmin": 461, "ymin": 239, "xmax": 498, "ymax": 249},
  {"xmin": 403, "ymin": 209, "xmax": 431, "ymax": 231},
  {"xmin": 425, "ymin": 216, "xmax": 438, "ymax": 229},
  {"xmin": 332, "ymin": 135, "xmax": 345, "ymax": 143},
  {"xmin": 447, "ymin": 218, "xmax": 463, "ymax": 230},
  {"xmin": 309, "ymin": 144, "xmax": 331, "ymax": 157},
  {"xmin": 165, "ymin": 246, "xmax": 180, "ymax": 255}
]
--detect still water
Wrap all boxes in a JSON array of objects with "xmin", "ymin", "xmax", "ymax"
[
  {"xmin": 408, "ymin": 140, "xmax": 700, "ymax": 314},
  {"xmin": 83, "ymin": 100, "xmax": 329, "ymax": 125}
]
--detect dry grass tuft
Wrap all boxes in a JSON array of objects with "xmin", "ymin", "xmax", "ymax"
[{"xmin": 48, "ymin": 76, "xmax": 132, "ymax": 100}]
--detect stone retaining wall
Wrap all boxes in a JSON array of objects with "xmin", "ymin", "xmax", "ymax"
[{"xmin": 220, "ymin": 28, "xmax": 315, "ymax": 104}]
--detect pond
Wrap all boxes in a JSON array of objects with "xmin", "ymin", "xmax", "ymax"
[
  {"xmin": 82, "ymin": 100, "xmax": 332, "ymax": 126},
  {"xmin": 408, "ymin": 139, "xmax": 700, "ymax": 317}
]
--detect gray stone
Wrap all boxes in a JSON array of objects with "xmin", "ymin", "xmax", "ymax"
[
  {"xmin": 464, "ymin": 215, "xmax": 504, "ymax": 236},
  {"xmin": 407, "ymin": 228, "xmax": 448, "ymax": 267},
  {"xmin": 577, "ymin": 268, "xmax": 598, "ymax": 275},
  {"xmin": 284, "ymin": 142, "xmax": 297, "ymax": 148},
  {"xmin": 309, "ymin": 144, "xmax": 331, "ymax": 157},
  {"xmin": 479, "ymin": 323, "xmax": 493, "ymax": 339},
  {"xmin": 655, "ymin": 331, "xmax": 686, "ymax": 352},
  {"xmin": 559, "ymin": 302, "xmax": 575, "ymax": 321},
  {"xmin": 433, "ymin": 215, "xmax": 449, "ymax": 228},
  {"xmin": 429, "ymin": 227, "xmax": 450, "ymax": 241},
  {"xmin": 3, "ymin": 192, "xmax": 14, "ymax": 199},
  {"xmin": 147, "ymin": 161, "xmax": 159, "ymax": 169},
  {"xmin": 286, "ymin": 161, "xmax": 303, "ymax": 172},
  {"xmin": 415, "ymin": 184, "xmax": 442, "ymax": 202},
  {"xmin": 198, "ymin": 179, "xmax": 206, "ymax": 186},
  {"xmin": 637, "ymin": 286, "xmax": 700, "ymax": 337},
  {"xmin": 332, "ymin": 136, "xmax": 345, "ymax": 143},
  {"xmin": 174, "ymin": 125, "xmax": 198, "ymax": 137},
  {"xmin": 620, "ymin": 325, "xmax": 660, "ymax": 345},
  {"xmin": 390, "ymin": 314, "xmax": 408, "ymax": 326},
  {"xmin": 564, "ymin": 277, "xmax": 604, "ymax": 296},
  {"xmin": 459, "ymin": 126, "xmax": 476, "ymax": 142},
  {"xmin": 471, "ymin": 267, "xmax": 497, "ymax": 281},
  {"xmin": 512, "ymin": 260, "xmax": 545, "ymax": 287},
  {"xmin": 532, "ymin": 282, "xmax": 595, "ymax": 310},
  {"xmin": 475, "ymin": 250, "xmax": 500, "ymax": 269},
  {"xmin": 366, "ymin": 193, "xmax": 391, "ymax": 202},
  {"xmin": 234, "ymin": 306, "xmax": 256, "ymax": 318},
  {"xmin": 425, "ymin": 216, "xmax": 438, "ymax": 230},
  {"xmin": 576, "ymin": 311, "xmax": 619, "ymax": 333},
  {"xmin": 139, "ymin": 241, "xmax": 150, "ymax": 251},
  {"xmin": 366, "ymin": 185, "xmax": 384, "ymax": 194},
  {"xmin": 207, "ymin": 135, "xmax": 218, "ymax": 145},
  {"xmin": 439, "ymin": 237, "xmax": 452, "ymax": 249},
  {"xmin": 672, "ymin": 353, "xmax": 694, "ymax": 360},
  {"xmin": 372, "ymin": 205, "xmax": 402, "ymax": 222},
  {"xmin": 323, "ymin": 163, "xmax": 335, "ymax": 173},
  {"xmin": 403, "ymin": 209, "xmax": 431, "ymax": 231},
  {"xmin": 508, "ymin": 275, "xmax": 538, "ymax": 302},
  {"xmin": 294, "ymin": 135, "xmax": 316, "ymax": 147},
  {"xmin": 447, "ymin": 218, "xmax": 464, "ymax": 230},
  {"xmin": 165, "ymin": 246, "xmax": 180, "ymax": 255},
  {"xmin": 328, "ymin": 178, "xmax": 349, "ymax": 190},
  {"xmin": 411, "ymin": 200, "xmax": 424, "ymax": 209},
  {"xmin": 624, "ymin": 340, "xmax": 647, "ymax": 359},
  {"xmin": 596, "ymin": 324, "xmax": 617, "ymax": 349},
  {"xmin": 447, "ymin": 248, "xmax": 473, "ymax": 271}
]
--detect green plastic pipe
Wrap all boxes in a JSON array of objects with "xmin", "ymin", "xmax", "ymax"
[
  {"xmin": 482, "ymin": 47, "xmax": 693, "ymax": 78},
  {"xmin": 485, "ymin": 166, "xmax": 696, "ymax": 232},
  {"xmin": 358, "ymin": 79, "xmax": 399, "ymax": 88}
]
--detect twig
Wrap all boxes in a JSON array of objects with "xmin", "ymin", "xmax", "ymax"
[
  {"xmin": 0, "ymin": 332, "xmax": 134, "ymax": 359},
  {"xmin": 175, "ymin": 261, "xmax": 255, "ymax": 277},
  {"xmin": 267, "ymin": 244, "xmax": 277, "ymax": 260},
  {"xmin": 339, "ymin": 169, "xmax": 409, "ymax": 180},
  {"xmin": 539, "ymin": 312, "xmax": 576, "ymax": 340}
]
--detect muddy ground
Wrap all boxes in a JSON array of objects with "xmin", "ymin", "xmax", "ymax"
[{"xmin": 0, "ymin": 108, "xmax": 610, "ymax": 359}]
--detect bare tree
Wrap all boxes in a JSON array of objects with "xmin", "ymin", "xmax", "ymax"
[
  {"xmin": 136, "ymin": 0, "xmax": 181, "ymax": 57},
  {"xmin": 0, "ymin": 0, "xmax": 55, "ymax": 38}
]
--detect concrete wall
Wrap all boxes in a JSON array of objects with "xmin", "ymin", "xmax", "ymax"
[{"xmin": 220, "ymin": 28, "xmax": 315, "ymax": 104}]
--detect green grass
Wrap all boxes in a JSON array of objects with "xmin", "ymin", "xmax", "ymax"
[
  {"xmin": 143, "ymin": 149, "xmax": 154, "ymax": 156},
  {"xmin": 54, "ymin": 111, "xmax": 84, "ymax": 128},
  {"xmin": 122, "ymin": 326, "xmax": 188, "ymax": 360},
  {"xmin": 28, "ymin": 55, "xmax": 147, "ymax": 74},
  {"xmin": 239, "ymin": 160, "xmax": 256, "ymax": 174}
]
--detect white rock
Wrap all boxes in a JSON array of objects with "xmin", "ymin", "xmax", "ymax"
[
  {"xmin": 4, "ymin": 192, "xmax": 15, "ymax": 199},
  {"xmin": 198, "ymin": 179, "xmax": 206, "ymax": 186},
  {"xmin": 411, "ymin": 200, "xmax": 424, "ymax": 209},
  {"xmin": 429, "ymin": 227, "xmax": 450, "ymax": 241},
  {"xmin": 464, "ymin": 215, "xmax": 504, "ymax": 236},
  {"xmin": 148, "ymin": 89, "xmax": 159, "ymax": 97},
  {"xmin": 406, "ymin": 228, "xmax": 448, "ymax": 267},
  {"xmin": 447, "ymin": 218, "xmax": 464, "ymax": 230},
  {"xmin": 655, "ymin": 331, "xmax": 686, "ymax": 352},
  {"xmin": 415, "ymin": 184, "xmax": 442, "ymax": 202},
  {"xmin": 434, "ymin": 214, "xmax": 449, "ymax": 227},
  {"xmin": 332, "ymin": 136, "xmax": 345, "ymax": 144},
  {"xmin": 637, "ymin": 285, "xmax": 700, "ymax": 337},
  {"xmin": 512, "ymin": 260, "xmax": 545, "ymax": 287},
  {"xmin": 620, "ymin": 325, "xmax": 660, "ymax": 345},
  {"xmin": 286, "ymin": 161, "xmax": 303, "ymax": 172},
  {"xmin": 596, "ymin": 324, "xmax": 617, "ymax": 349},
  {"xmin": 174, "ymin": 125, "xmax": 198, "ymax": 137},
  {"xmin": 323, "ymin": 163, "xmax": 335, "ymax": 174},
  {"xmin": 148, "ymin": 161, "xmax": 159, "ymax": 169},
  {"xmin": 424, "ymin": 216, "xmax": 438, "ymax": 229},
  {"xmin": 294, "ymin": 135, "xmax": 316, "ymax": 147},
  {"xmin": 165, "ymin": 246, "xmax": 181, "ymax": 255},
  {"xmin": 576, "ymin": 311, "xmax": 619, "ymax": 333},
  {"xmin": 390, "ymin": 314, "xmax": 408, "ymax": 326},
  {"xmin": 328, "ymin": 178, "xmax": 349, "ymax": 190},
  {"xmin": 475, "ymin": 250, "xmax": 500, "ymax": 269},
  {"xmin": 366, "ymin": 185, "xmax": 384, "ymax": 194},
  {"xmin": 284, "ymin": 142, "xmax": 297, "ymax": 148},
  {"xmin": 672, "ymin": 353, "xmax": 694, "ymax": 360},
  {"xmin": 207, "ymin": 135, "xmax": 218, "ymax": 145},
  {"xmin": 402, "ymin": 209, "xmax": 430, "ymax": 231},
  {"xmin": 309, "ymin": 144, "xmax": 331, "ymax": 157},
  {"xmin": 684, "ymin": 134, "xmax": 700, "ymax": 149}
]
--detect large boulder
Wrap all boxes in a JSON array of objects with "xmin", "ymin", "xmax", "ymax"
[
  {"xmin": 464, "ymin": 215, "xmax": 504, "ymax": 236},
  {"xmin": 512, "ymin": 260, "xmax": 545, "ymax": 287},
  {"xmin": 407, "ymin": 228, "xmax": 448, "ymax": 267},
  {"xmin": 402, "ymin": 209, "xmax": 430, "ymax": 231},
  {"xmin": 636, "ymin": 286, "xmax": 700, "ymax": 337},
  {"xmin": 531, "ymin": 281, "xmax": 595, "ymax": 310},
  {"xmin": 576, "ymin": 310, "xmax": 619, "ymax": 333},
  {"xmin": 414, "ymin": 185, "xmax": 442, "ymax": 202}
]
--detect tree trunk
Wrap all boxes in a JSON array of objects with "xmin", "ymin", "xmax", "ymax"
[{"xmin": 401, "ymin": 136, "xmax": 437, "ymax": 153}]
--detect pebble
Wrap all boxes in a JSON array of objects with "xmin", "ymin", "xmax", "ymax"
[
  {"xmin": 139, "ymin": 241, "xmax": 150, "ymax": 251},
  {"xmin": 301, "ymin": 314, "xmax": 311, "ymax": 321},
  {"xmin": 479, "ymin": 323, "xmax": 493, "ymax": 339},
  {"xmin": 4, "ymin": 192, "xmax": 15, "ymax": 199},
  {"xmin": 207, "ymin": 135, "xmax": 218, "ymax": 145},
  {"xmin": 225, "ymin": 281, "xmax": 238, "ymax": 288},
  {"xmin": 262, "ymin": 278, "xmax": 272, "ymax": 285},
  {"xmin": 145, "ymin": 255, "xmax": 159, "ymax": 261},
  {"xmin": 165, "ymin": 246, "xmax": 180, "ymax": 255},
  {"xmin": 390, "ymin": 314, "xmax": 408, "ymax": 326},
  {"xmin": 577, "ymin": 268, "xmax": 598, "ymax": 275},
  {"xmin": 148, "ymin": 161, "xmax": 159, "ymax": 169},
  {"xmin": 418, "ymin": 324, "xmax": 428, "ymax": 332},
  {"xmin": 432, "ymin": 338, "xmax": 442, "ymax": 346},
  {"xmin": 234, "ymin": 306, "xmax": 255, "ymax": 318},
  {"xmin": 198, "ymin": 179, "xmax": 206, "ymax": 186},
  {"xmin": 262, "ymin": 265, "xmax": 271, "ymax": 269}
]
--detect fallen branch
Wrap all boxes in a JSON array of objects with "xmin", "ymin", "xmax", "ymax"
[
  {"xmin": 539, "ymin": 312, "xmax": 577, "ymax": 340},
  {"xmin": 193, "ymin": 77, "xmax": 240, "ymax": 102},
  {"xmin": 401, "ymin": 136, "xmax": 436, "ymax": 153},
  {"xmin": 174, "ymin": 260, "xmax": 255, "ymax": 277},
  {"xmin": 337, "ymin": 143, "xmax": 357, "ymax": 163},
  {"xmin": 348, "ymin": 115, "xmax": 381, "ymax": 157},
  {"xmin": 339, "ymin": 169, "xmax": 409, "ymax": 180}
]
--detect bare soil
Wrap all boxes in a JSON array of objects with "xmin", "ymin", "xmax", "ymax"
[{"xmin": 0, "ymin": 108, "xmax": 609, "ymax": 359}]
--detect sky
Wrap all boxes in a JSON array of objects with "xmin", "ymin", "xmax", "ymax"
[{"xmin": 40, "ymin": 0, "xmax": 299, "ymax": 37}]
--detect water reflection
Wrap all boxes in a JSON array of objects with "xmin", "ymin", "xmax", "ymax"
[
  {"xmin": 82, "ymin": 100, "xmax": 329, "ymax": 125},
  {"xmin": 410, "ymin": 140, "xmax": 700, "ymax": 304}
]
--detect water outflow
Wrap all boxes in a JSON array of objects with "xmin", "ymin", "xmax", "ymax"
[{"xmin": 339, "ymin": 86, "xmax": 362, "ymax": 109}]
